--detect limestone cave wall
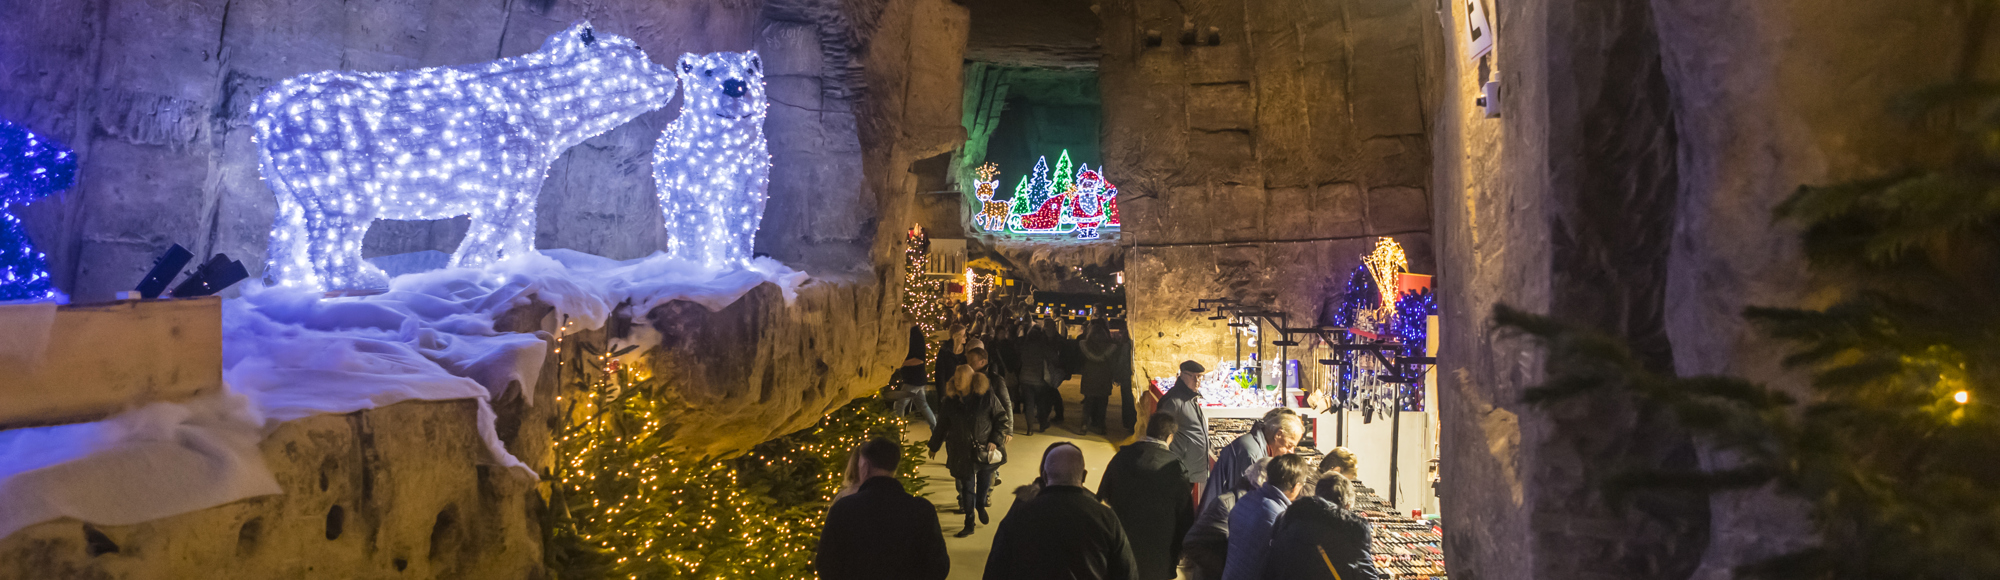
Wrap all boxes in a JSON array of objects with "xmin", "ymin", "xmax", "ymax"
[
  {"xmin": 1094, "ymin": 0, "xmax": 1437, "ymax": 378},
  {"xmin": 0, "ymin": 0, "xmax": 969, "ymax": 575},
  {"xmin": 1430, "ymin": 0, "xmax": 1994, "ymax": 578},
  {"xmin": 0, "ymin": 0, "xmax": 955, "ymax": 298}
]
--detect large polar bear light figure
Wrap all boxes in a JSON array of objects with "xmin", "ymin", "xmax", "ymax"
[
  {"xmin": 253, "ymin": 22, "xmax": 677, "ymax": 290},
  {"xmin": 653, "ymin": 51, "xmax": 770, "ymax": 268}
]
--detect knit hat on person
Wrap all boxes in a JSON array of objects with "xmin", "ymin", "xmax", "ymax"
[{"xmin": 1180, "ymin": 360, "xmax": 1206, "ymax": 374}]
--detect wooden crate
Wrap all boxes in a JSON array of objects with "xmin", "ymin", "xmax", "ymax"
[{"xmin": 0, "ymin": 297, "xmax": 221, "ymax": 428}]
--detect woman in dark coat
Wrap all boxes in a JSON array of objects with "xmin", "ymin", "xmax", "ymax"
[
  {"xmin": 1261, "ymin": 473, "xmax": 1382, "ymax": 580},
  {"xmin": 1077, "ymin": 319, "xmax": 1122, "ymax": 435},
  {"xmin": 927, "ymin": 364, "xmax": 1011, "ymax": 537}
]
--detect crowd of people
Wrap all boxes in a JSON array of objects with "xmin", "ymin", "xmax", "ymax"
[{"xmin": 820, "ymin": 310, "xmax": 1389, "ymax": 580}]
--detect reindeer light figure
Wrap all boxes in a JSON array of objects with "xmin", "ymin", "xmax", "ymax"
[
  {"xmin": 971, "ymin": 162, "xmax": 1009, "ymax": 232},
  {"xmin": 253, "ymin": 22, "xmax": 677, "ymax": 290}
]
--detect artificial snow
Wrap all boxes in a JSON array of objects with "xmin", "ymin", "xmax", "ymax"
[{"xmin": 0, "ymin": 251, "xmax": 806, "ymax": 540}]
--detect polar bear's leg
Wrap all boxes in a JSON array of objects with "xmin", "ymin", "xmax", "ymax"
[
  {"xmin": 452, "ymin": 183, "xmax": 537, "ymax": 270},
  {"xmin": 266, "ymin": 192, "xmax": 317, "ymax": 288},
  {"xmin": 301, "ymin": 209, "xmax": 378, "ymax": 290}
]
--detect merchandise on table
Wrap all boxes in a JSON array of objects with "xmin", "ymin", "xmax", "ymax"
[{"xmin": 1353, "ymin": 483, "xmax": 1448, "ymax": 579}]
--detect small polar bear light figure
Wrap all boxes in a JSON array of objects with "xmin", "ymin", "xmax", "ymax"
[
  {"xmin": 653, "ymin": 51, "xmax": 770, "ymax": 269},
  {"xmin": 253, "ymin": 22, "xmax": 678, "ymax": 290}
]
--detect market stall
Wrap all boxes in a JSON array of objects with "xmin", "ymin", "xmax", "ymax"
[{"xmin": 1157, "ymin": 238, "xmax": 1443, "ymax": 516}]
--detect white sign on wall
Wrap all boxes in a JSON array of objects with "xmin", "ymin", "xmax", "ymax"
[{"xmin": 1463, "ymin": 0, "xmax": 1494, "ymax": 60}]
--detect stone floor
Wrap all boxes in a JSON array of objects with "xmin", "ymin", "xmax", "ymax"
[{"xmin": 906, "ymin": 377, "xmax": 1136, "ymax": 579}]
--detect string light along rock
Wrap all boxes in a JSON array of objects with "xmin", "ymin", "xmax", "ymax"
[
  {"xmin": 253, "ymin": 21, "xmax": 678, "ymax": 290},
  {"xmin": 0, "ymin": 120, "xmax": 75, "ymax": 301},
  {"xmin": 653, "ymin": 51, "xmax": 769, "ymax": 269}
]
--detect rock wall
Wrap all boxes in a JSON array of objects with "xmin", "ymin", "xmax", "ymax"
[
  {"xmin": 0, "ymin": 0, "xmax": 935, "ymax": 298},
  {"xmin": 0, "ymin": 0, "xmax": 971, "ymax": 574},
  {"xmin": 0, "ymin": 400, "xmax": 547, "ymax": 580},
  {"xmin": 1429, "ymin": 0, "xmax": 1994, "ymax": 578},
  {"xmin": 1095, "ymin": 0, "xmax": 1436, "ymax": 377}
]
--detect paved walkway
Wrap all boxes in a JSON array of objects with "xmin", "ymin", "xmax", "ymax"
[{"xmin": 905, "ymin": 378, "xmax": 1141, "ymax": 579}]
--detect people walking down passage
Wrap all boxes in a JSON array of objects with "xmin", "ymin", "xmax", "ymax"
[
  {"xmin": 965, "ymin": 341, "xmax": 1014, "ymax": 435},
  {"xmin": 815, "ymin": 438, "xmax": 950, "ymax": 580},
  {"xmin": 1078, "ymin": 319, "xmax": 1125, "ymax": 436},
  {"xmin": 1158, "ymin": 361, "xmax": 1211, "ymax": 497},
  {"xmin": 983, "ymin": 442, "xmax": 1141, "ymax": 580},
  {"xmin": 1220, "ymin": 454, "xmax": 1310, "ymax": 580},
  {"xmin": 1262, "ymin": 471, "xmax": 1383, "ymax": 580},
  {"xmin": 1109, "ymin": 321, "xmax": 1137, "ymax": 432},
  {"xmin": 936, "ymin": 322, "xmax": 968, "ymax": 393},
  {"xmin": 1203, "ymin": 407, "xmax": 1303, "ymax": 510},
  {"xmin": 1182, "ymin": 458, "xmax": 1271, "ymax": 580},
  {"xmin": 1014, "ymin": 321, "xmax": 1061, "ymax": 434},
  {"xmin": 929, "ymin": 363, "xmax": 1012, "ymax": 537},
  {"xmin": 1097, "ymin": 412, "xmax": 1195, "ymax": 580}
]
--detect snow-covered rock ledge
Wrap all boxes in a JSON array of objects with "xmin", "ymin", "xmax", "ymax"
[{"xmin": 0, "ymin": 251, "xmax": 902, "ymax": 575}]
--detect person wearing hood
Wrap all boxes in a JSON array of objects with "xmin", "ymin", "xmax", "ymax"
[
  {"xmin": 928, "ymin": 357, "xmax": 1011, "ymax": 537},
  {"xmin": 1157, "ymin": 361, "xmax": 1212, "ymax": 494},
  {"xmin": 1261, "ymin": 471, "xmax": 1382, "ymax": 580},
  {"xmin": 1219, "ymin": 454, "xmax": 1310, "ymax": 580}
]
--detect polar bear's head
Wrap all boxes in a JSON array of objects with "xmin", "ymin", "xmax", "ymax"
[{"xmin": 676, "ymin": 51, "xmax": 766, "ymax": 122}]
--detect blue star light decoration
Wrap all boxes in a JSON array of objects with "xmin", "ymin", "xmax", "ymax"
[
  {"xmin": 653, "ymin": 51, "xmax": 769, "ymax": 269},
  {"xmin": 0, "ymin": 120, "xmax": 75, "ymax": 301},
  {"xmin": 252, "ymin": 21, "xmax": 677, "ymax": 290}
]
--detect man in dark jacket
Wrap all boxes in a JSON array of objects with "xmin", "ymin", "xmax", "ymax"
[
  {"xmin": 1262, "ymin": 472, "xmax": 1383, "ymax": 580},
  {"xmin": 1098, "ymin": 412, "xmax": 1195, "ymax": 580},
  {"xmin": 816, "ymin": 438, "xmax": 949, "ymax": 580},
  {"xmin": 1158, "ymin": 361, "xmax": 1212, "ymax": 494},
  {"xmin": 984, "ymin": 442, "xmax": 1140, "ymax": 580},
  {"xmin": 1014, "ymin": 323, "xmax": 1061, "ymax": 433},
  {"xmin": 1078, "ymin": 321, "xmax": 1122, "ymax": 435},
  {"xmin": 1110, "ymin": 322, "xmax": 1137, "ymax": 432}
]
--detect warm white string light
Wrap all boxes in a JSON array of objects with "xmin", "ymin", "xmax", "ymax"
[
  {"xmin": 253, "ymin": 21, "xmax": 678, "ymax": 290},
  {"xmin": 653, "ymin": 52, "xmax": 770, "ymax": 269}
]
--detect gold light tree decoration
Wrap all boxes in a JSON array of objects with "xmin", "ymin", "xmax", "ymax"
[{"xmin": 548, "ymin": 322, "xmax": 926, "ymax": 579}]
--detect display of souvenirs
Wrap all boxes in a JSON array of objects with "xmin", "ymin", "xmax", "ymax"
[
  {"xmin": 1353, "ymin": 483, "xmax": 1449, "ymax": 579},
  {"xmin": 1197, "ymin": 422, "xmax": 1446, "ymax": 579}
]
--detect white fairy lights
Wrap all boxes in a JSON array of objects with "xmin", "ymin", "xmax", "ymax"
[
  {"xmin": 253, "ymin": 21, "xmax": 678, "ymax": 290},
  {"xmin": 653, "ymin": 52, "xmax": 770, "ymax": 269}
]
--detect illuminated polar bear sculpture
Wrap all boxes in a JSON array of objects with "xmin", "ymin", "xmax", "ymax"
[
  {"xmin": 653, "ymin": 51, "xmax": 770, "ymax": 268},
  {"xmin": 253, "ymin": 22, "xmax": 677, "ymax": 290}
]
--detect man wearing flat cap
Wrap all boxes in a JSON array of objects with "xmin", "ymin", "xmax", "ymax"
[{"xmin": 1156, "ymin": 361, "xmax": 1211, "ymax": 497}]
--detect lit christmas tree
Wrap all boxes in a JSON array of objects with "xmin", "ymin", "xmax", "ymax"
[
  {"xmin": 549, "ymin": 325, "xmax": 926, "ymax": 579},
  {"xmin": 902, "ymin": 224, "xmax": 949, "ymax": 335},
  {"xmin": 0, "ymin": 120, "xmax": 75, "ymax": 302}
]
